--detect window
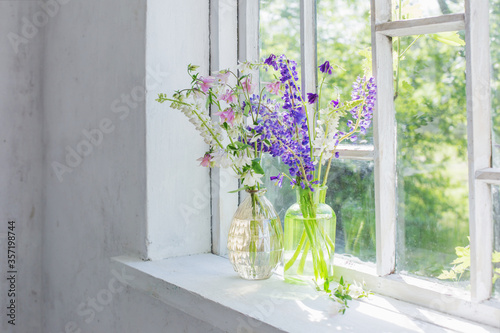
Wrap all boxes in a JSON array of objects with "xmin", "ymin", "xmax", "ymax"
[{"xmin": 214, "ymin": 0, "xmax": 500, "ymax": 326}]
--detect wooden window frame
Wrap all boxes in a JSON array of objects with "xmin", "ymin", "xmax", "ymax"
[{"xmin": 210, "ymin": 0, "xmax": 500, "ymax": 326}]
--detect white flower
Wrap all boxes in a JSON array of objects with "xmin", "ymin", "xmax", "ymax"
[
  {"xmin": 234, "ymin": 153, "xmax": 252, "ymax": 169},
  {"xmin": 242, "ymin": 170, "xmax": 263, "ymax": 187},
  {"xmin": 212, "ymin": 149, "xmax": 232, "ymax": 168},
  {"xmin": 237, "ymin": 61, "xmax": 254, "ymax": 74}
]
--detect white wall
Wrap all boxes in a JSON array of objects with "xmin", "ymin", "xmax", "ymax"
[
  {"xmin": 1, "ymin": 0, "xmax": 222, "ymax": 332},
  {"xmin": 145, "ymin": 0, "xmax": 212, "ymax": 260},
  {"xmin": 0, "ymin": 2, "xmax": 44, "ymax": 332}
]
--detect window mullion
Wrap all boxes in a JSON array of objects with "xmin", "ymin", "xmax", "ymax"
[
  {"xmin": 371, "ymin": 0, "xmax": 397, "ymax": 276},
  {"xmin": 210, "ymin": 0, "xmax": 239, "ymax": 256},
  {"xmin": 376, "ymin": 13, "xmax": 465, "ymax": 37},
  {"xmin": 465, "ymin": 0, "xmax": 493, "ymax": 302},
  {"xmin": 300, "ymin": 0, "xmax": 317, "ymax": 105}
]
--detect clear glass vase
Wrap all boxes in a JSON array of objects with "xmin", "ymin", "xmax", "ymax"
[
  {"xmin": 284, "ymin": 186, "xmax": 336, "ymax": 288},
  {"xmin": 227, "ymin": 189, "xmax": 284, "ymax": 280}
]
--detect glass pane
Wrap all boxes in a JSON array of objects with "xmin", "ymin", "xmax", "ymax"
[
  {"xmin": 261, "ymin": 154, "xmax": 296, "ymax": 223},
  {"xmin": 491, "ymin": 0, "xmax": 500, "ymax": 168},
  {"xmin": 394, "ymin": 0, "xmax": 464, "ymax": 20},
  {"xmin": 259, "ymin": 0, "xmax": 301, "ymax": 83},
  {"xmin": 317, "ymin": 0, "xmax": 373, "ymax": 145},
  {"xmin": 493, "ymin": 185, "xmax": 500, "ymax": 299},
  {"xmin": 394, "ymin": 34, "xmax": 469, "ymax": 285},
  {"xmin": 325, "ymin": 159, "xmax": 376, "ymax": 263}
]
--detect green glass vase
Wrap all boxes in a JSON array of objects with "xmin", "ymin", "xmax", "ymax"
[{"xmin": 283, "ymin": 186, "xmax": 336, "ymax": 287}]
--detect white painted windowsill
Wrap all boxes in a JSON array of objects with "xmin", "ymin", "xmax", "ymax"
[{"xmin": 111, "ymin": 254, "xmax": 498, "ymax": 333}]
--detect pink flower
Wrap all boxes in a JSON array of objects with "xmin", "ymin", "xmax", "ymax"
[
  {"xmin": 218, "ymin": 89, "xmax": 237, "ymax": 104},
  {"xmin": 266, "ymin": 81, "xmax": 281, "ymax": 95},
  {"xmin": 197, "ymin": 153, "xmax": 212, "ymax": 167},
  {"xmin": 215, "ymin": 108, "xmax": 235, "ymax": 126},
  {"xmin": 199, "ymin": 76, "xmax": 216, "ymax": 93},
  {"xmin": 216, "ymin": 71, "xmax": 231, "ymax": 85},
  {"xmin": 241, "ymin": 78, "xmax": 254, "ymax": 94}
]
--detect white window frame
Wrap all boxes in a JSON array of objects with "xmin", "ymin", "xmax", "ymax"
[{"xmin": 207, "ymin": 0, "xmax": 500, "ymax": 327}]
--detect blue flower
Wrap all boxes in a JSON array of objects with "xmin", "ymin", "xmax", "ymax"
[
  {"xmin": 270, "ymin": 173, "xmax": 284, "ymax": 187},
  {"xmin": 319, "ymin": 61, "xmax": 333, "ymax": 75},
  {"xmin": 264, "ymin": 54, "xmax": 278, "ymax": 70},
  {"xmin": 307, "ymin": 93, "xmax": 318, "ymax": 104}
]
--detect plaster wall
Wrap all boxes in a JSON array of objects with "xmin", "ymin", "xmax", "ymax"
[
  {"xmin": 1, "ymin": 0, "xmax": 221, "ymax": 332},
  {"xmin": 0, "ymin": 2, "xmax": 44, "ymax": 332}
]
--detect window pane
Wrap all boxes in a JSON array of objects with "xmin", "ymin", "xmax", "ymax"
[
  {"xmin": 325, "ymin": 159, "xmax": 376, "ymax": 263},
  {"xmin": 491, "ymin": 0, "xmax": 500, "ymax": 168},
  {"xmin": 317, "ymin": 0, "xmax": 373, "ymax": 145},
  {"xmin": 494, "ymin": 185, "xmax": 500, "ymax": 299},
  {"xmin": 259, "ymin": 0, "xmax": 301, "ymax": 83},
  {"xmin": 261, "ymin": 155, "xmax": 296, "ymax": 223},
  {"xmin": 394, "ymin": 34, "xmax": 469, "ymax": 285},
  {"xmin": 394, "ymin": 0, "xmax": 464, "ymax": 20}
]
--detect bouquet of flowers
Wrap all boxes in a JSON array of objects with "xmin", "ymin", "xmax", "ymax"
[
  {"xmin": 253, "ymin": 54, "xmax": 376, "ymax": 293},
  {"xmin": 157, "ymin": 64, "xmax": 286, "ymax": 280},
  {"xmin": 156, "ymin": 55, "xmax": 376, "ymax": 292},
  {"xmin": 156, "ymin": 63, "xmax": 269, "ymax": 191}
]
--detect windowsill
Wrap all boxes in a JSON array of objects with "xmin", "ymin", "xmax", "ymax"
[{"xmin": 111, "ymin": 254, "xmax": 498, "ymax": 333}]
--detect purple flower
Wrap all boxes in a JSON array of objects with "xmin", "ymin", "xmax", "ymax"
[
  {"xmin": 335, "ymin": 152, "xmax": 340, "ymax": 158},
  {"xmin": 270, "ymin": 173, "xmax": 284, "ymax": 187},
  {"xmin": 307, "ymin": 93, "xmax": 318, "ymax": 104},
  {"xmin": 319, "ymin": 61, "xmax": 333, "ymax": 75},
  {"xmin": 264, "ymin": 54, "xmax": 278, "ymax": 70}
]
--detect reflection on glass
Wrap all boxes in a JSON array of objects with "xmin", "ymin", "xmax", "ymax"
[
  {"xmin": 491, "ymin": 0, "xmax": 500, "ymax": 168},
  {"xmin": 317, "ymin": 0, "xmax": 373, "ymax": 145},
  {"xmin": 394, "ymin": 0, "xmax": 464, "ymax": 20},
  {"xmin": 261, "ymin": 154, "xmax": 296, "ymax": 223},
  {"xmin": 259, "ymin": 0, "xmax": 301, "ymax": 83},
  {"xmin": 493, "ymin": 186, "xmax": 500, "ymax": 299},
  {"xmin": 394, "ymin": 35, "xmax": 469, "ymax": 285},
  {"xmin": 326, "ymin": 159, "xmax": 376, "ymax": 263}
]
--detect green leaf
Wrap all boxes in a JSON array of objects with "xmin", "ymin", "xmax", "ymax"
[
  {"xmin": 455, "ymin": 245, "xmax": 470, "ymax": 258},
  {"xmin": 401, "ymin": 80, "xmax": 414, "ymax": 93},
  {"xmin": 243, "ymin": 104, "xmax": 251, "ymax": 116},
  {"xmin": 228, "ymin": 187, "xmax": 247, "ymax": 194},
  {"xmin": 431, "ymin": 32, "xmax": 465, "ymax": 47},
  {"xmin": 437, "ymin": 269, "xmax": 457, "ymax": 280},
  {"xmin": 492, "ymin": 251, "xmax": 500, "ymax": 263},
  {"xmin": 228, "ymin": 141, "xmax": 250, "ymax": 151},
  {"xmin": 251, "ymin": 160, "xmax": 265, "ymax": 175}
]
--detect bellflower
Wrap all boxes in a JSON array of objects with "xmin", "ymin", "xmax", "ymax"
[
  {"xmin": 270, "ymin": 173, "xmax": 284, "ymax": 187},
  {"xmin": 199, "ymin": 76, "xmax": 216, "ymax": 93},
  {"xmin": 307, "ymin": 93, "xmax": 319, "ymax": 104},
  {"xmin": 242, "ymin": 170, "xmax": 263, "ymax": 187},
  {"xmin": 216, "ymin": 71, "xmax": 230, "ymax": 85},
  {"xmin": 197, "ymin": 153, "xmax": 212, "ymax": 167},
  {"xmin": 241, "ymin": 77, "xmax": 255, "ymax": 95},
  {"xmin": 319, "ymin": 61, "xmax": 333, "ymax": 75},
  {"xmin": 266, "ymin": 81, "xmax": 281, "ymax": 95},
  {"xmin": 219, "ymin": 89, "xmax": 237, "ymax": 104},
  {"xmin": 215, "ymin": 108, "xmax": 235, "ymax": 126}
]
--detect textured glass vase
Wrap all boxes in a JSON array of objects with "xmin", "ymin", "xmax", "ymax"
[
  {"xmin": 227, "ymin": 189, "xmax": 284, "ymax": 280},
  {"xmin": 283, "ymin": 186, "xmax": 336, "ymax": 287}
]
